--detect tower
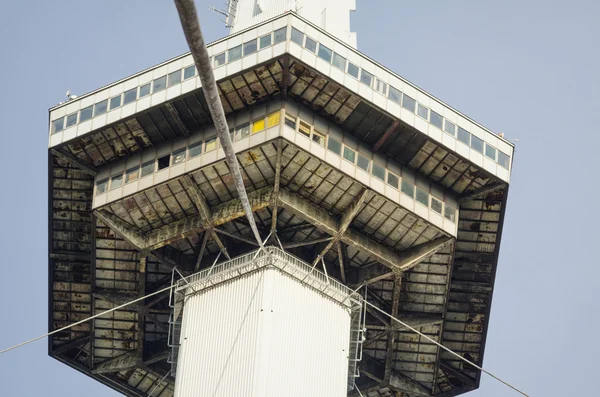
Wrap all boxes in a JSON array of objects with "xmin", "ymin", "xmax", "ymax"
[{"xmin": 47, "ymin": 4, "xmax": 513, "ymax": 397}]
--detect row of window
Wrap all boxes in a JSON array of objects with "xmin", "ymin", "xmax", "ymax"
[
  {"xmin": 52, "ymin": 64, "xmax": 198, "ymax": 135},
  {"xmin": 289, "ymin": 27, "xmax": 510, "ymax": 170},
  {"xmin": 96, "ymin": 109, "xmax": 457, "ymax": 223},
  {"xmin": 51, "ymin": 27, "xmax": 289, "ymax": 136},
  {"xmin": 213, "ymin": 26, "xmax": 287, "ymax": 68},
  {"xmin": 95, "ymin": 111, "xmax": 282, "ymax": 194},
  {"xmin": 282, "ymin": 113, "xmax": 457, "ymax": 222}
]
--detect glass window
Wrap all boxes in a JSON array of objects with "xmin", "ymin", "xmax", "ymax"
[
  {"xmin": 498, "ymin": 151, "xmax": 510, "ymax": 169},
  {"xmin": 298, "ymin": 121, "xmax": 311, "ymax": 137},
  {"xmin": 387, "ymin": 173, "xmax": 399, "ymax": 189},
  {"xmin": 304, "ymin": 36, "xmax": 317, "ymax": 53},
  {"xmin": 444, "ymin": 120, "xmax": 456, "ymax": 136},
  {"xmin": 141, "ymin": 161, "xmax": 155, "ymax": 177},
  {"xmin": 417, "ymin": 103, "xmax": 429, "ymax": 120},
  {"xmin": 284, "ymin": 115, "xmax": 297, "ymax": 129},
  {"xmin": 214, "ymin": 52, "xmax": 226, "ymax": 67},
  {"xmin": 416, "ymin": 187, "xmax": 429, "ymax": 206},
  {"xmin": 430, "ymin": 197, "xmax": 443, "ymax": 214},
  {"xmin": 188, "ymin": 141, "xmax": 202, "ymax": 158},
  {"xmin": 80, "ymin": 106, "xmax": 93, "ymax": 122},
  {"xmin": 267, "ymin": 111, "xmax": 280, "ymax": 128},
  {"xmin": 184, "ymin": 65, "xmax": 196, "ymax": 80},
  {"xmin": 96, "ymin": 179, "xmax": 108, "ymax": 195},
  {"xmin": 327, "ymin": 137, "xmax": 342, "ymax": 155},
  {"xmin": 347, "ymin": 62, "xmax": 359, "ymax": 79},
  {"xmin": 401, "ymin": 179, "xmax": 415, "ymax": 198},
  {"xmin": 252, "ymin": 119, "xmax": 265, "ymax": 134},
  {"xmin": 471, "ymin": 135, "xmax": 484, "ymax": 153},
  {"xmin": 244, "ymin": 39, "xmax": 257, "ymax": 55},
  {"xmin": 66, "ymin": 112, "xmax": 78, "ymax": 128},
  {"xmin": 430, "ymin": 110, "xmax": 443, "ymax": 129},
  {"xmin": 312, "ymin": 130, "xmax": 325, "ymax": 146},
  {"xmin": 372, "ymin": 162, "xmax": 386, "ymax": 181},
  {"xmin": 374, "ymin": 79, "xmax": 387, "ymax": 96},
  {"xmin": 360, "ymin": 69, "xmax": 373, "ymax": 87},
  {"xmin": 388, "ymin": 86, "xmax": 402, "ymax": 104},
  {"xmin": 52, "ymin": 117, "xmax": 64, "ymax": 134},
  {"xmin": 274, "ymin": 27, "xmax": 287, "ymax": 44},
  {"xmin": 95, "ymin": 179, "xmax": 108, "ymax": 194},
  {"xmin": 235, "ymin": 123, "xmax": 250, "ymax": 141},
  {"xmin": 110, "ymin": 174, "xmax": 123, "ymax": 190},
  {"xmin": 139, "ymin": 83, "xmax": 151, "ymax": 98},
  {"xmin": 357, "ymin": 154, "xmax": 370, "ymax": 172},
  {"xmin": 485, "ymin": 144, "xmax": 497, "ymax": 160},
  {"xmin": 172, "ymin": 148, "xmax": 186, "ymax": 165},
  {"xmin": 402, "ymin": 94, "xmax": 416, "ymax": 113},
  {"xmin": 94, "ymin": 100, "xmax": 108, "ymax": 117},
  {"xmin": 259, "ymin": 34, "xmax": 271, "ymax": 49},
  {"xmin": 444, "ymin": 204, "xmax": 456, "ymax": 222},
  {"xmin": 205, "ymin": 137, "xmax": 217, "ymax": 152},
  {"xmin": 457, "ymin": 126, "xmax": 470, "ymax": 145},
  {"xmin": 318, "ymin": 44, "xmax": 332, "ymax": 62},
  {"xmin": 109, "ymin": 95, "xmax": 122, "ymax": 110},
  {"xmin": 332, "ymin": 52, "xmax": 346, "ymax": 71},
  {"xmin": 123, "ymin": 88, "xmax": 137, "ymax": 105},
  {"xmin": 343, "ymin": 146, "xmax": 356, "ymax": 163},
  {"xmin": 168, "ymin": 69, "xmax": 182, "ymax": 87},
  {"xmin": 153, "ymin": 76, "xmax": 167, "ymax": 93},
  {"xmin": 228, "ymin": 45, "xmax": 242, "ymax": 62},
  {"xmin": 157, "ymin": 155, "xmax": 170, "ymax": 170},
  {"xmin": 291, "ymin": 28, "xmax": 304, "ymax": 45},
  {"xmin": 126, "ymin": 167, "xmax": 139, "ymax": 183}
]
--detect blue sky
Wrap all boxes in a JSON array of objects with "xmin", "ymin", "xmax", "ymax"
[{"xmin": 0, "ymin": 1, "xmax": 598, "ymax": 396}]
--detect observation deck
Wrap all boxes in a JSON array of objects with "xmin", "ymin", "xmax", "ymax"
[{"xmin": 48, "ymin": 11, "xmax": 513, "ymax": 397}]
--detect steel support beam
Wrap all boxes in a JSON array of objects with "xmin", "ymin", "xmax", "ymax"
[
  {"xmin": 165, "ymin": 102, "xmax": 190, "ymax": 137},
  {"xmin": 365, "ymin": 313, "xmax": 444, "ymax": 331},
  {"xmin": 384, "ymin": 275, "xmax": 402, "ymax": 382},
  {"xmin": 440, "ymin": 361, "xmax": 476, "ymax": 386},
  {"xmin": 361, "ymin": 354, "xmax": 431, "ymax": 396},
  {"xmin": 145, "ymin": 186, "xmax": 273, "ymax": 250},
  {"xmin": 92, "ymin": 351, "xmax": 139, "ymax": 374},
  {"xmin": 270, "ymin": 139, "xmax": 283, "ymax": 232},
  {"xmin": 180, "ymin": 175, "xmax": 230, "ymax": 259},
  {"xmin": 52, "ymin": 336, "xmax": 91, "ymax": 355},
  {"xmin": 371, "ymin": 120, "xmax": 400, "ymax": 152},
  {"xmin": 459, "ymin": 182, "xmax": 506, "ymax": 202},
  {"xmin": 282, "ymin": 237, "xmax": 333, "ymax": 249},
  {"xmin": 337, "ymin": 242, "xmax": 347, "ymax": 283},
  {"xmin": 310, "ymin": 189, "xmax": 369, "ymax": 267}
]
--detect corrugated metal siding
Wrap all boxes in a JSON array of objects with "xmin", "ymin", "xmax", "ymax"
[{"xmin": 174, "ymin": 268, "xmax": 350, "ymax": 397}]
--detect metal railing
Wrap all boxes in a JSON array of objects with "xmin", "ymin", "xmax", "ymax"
[{"xmin": 169, "ymin": 246, "xmax": 365, "ymax": 390}]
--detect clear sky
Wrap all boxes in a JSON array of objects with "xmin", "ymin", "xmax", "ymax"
[{"xmin": 0, "ymin": 1, "xmax": 598, "ymax": 396}]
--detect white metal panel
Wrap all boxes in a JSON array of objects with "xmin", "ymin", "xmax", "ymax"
[{"xmin": 174, "ymin": 268, "xmax": 350, "ymax": 397}]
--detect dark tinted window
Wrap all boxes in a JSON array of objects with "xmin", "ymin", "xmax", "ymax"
[
  {"xmin": 417, "ymin": 103, "xmax": 429, "ymax": 120},
  {"xmin": 457, "ymin": 126, "xmax": 470, "ymax": 145},
  {"xmin": 402, "ymin": 94, "xmax": 416, "ymax": 113},
  {"xmin": 157, "ymin": 155, "xmax": 170, "ymax": 170},
  {"xmin": 66, "ymin": 113, "xmax": 78, "ymax": 128},
  {"xmin": 274, "ymin": 27, "xmax": 287, "ymax": 43},
  {"xmin": 401, "ymin": 180, "xmax": 415, "ymax": 198},
  {"xmin": 498, "ymin": 151, "xmax": 510, "ymax": 169},
  {"xmin": 416, "ymin": 188, "xmax": 429, "ymax": 206},
  {"xmin": 372, "ymin": 163, "xmax": 386, "ymax": 181},
  {"xmin": 485, "ymin": 144, "xmax": 497, "ymax": 160},
  {"xmin": 139, "ymin": 83, "xmax": 151, "ymax": 98},
  {"xmin": 52, "ymin": 118, "xmax": 64, "ymax": 134},
  {"xmin": 123, "ymin": 88, "xmax": 137, "ymax": 104},
  {"xmin": 228, "ymin": 45, "xmax": 242, "ymax": 62},
  {"xmin": 318, "ymin": 44, "xmax": 332, "ymax": 62},
  {"xmin": 141, "ymin": 161, "xmax": 154, "ymax": 177},
  {"xmin": 109, "ymin": 95, "xmax": 121, "ymax": 110},
  {"xmin": 327, "ymin": 137, "xmax": 342, "ymax": 155},
  {"xmin": 94, "ymin": 100, "xmax": 108, "ymax": 117},
  {"xmin": 387, "ymin": 173, "xmax": 399, "ymax": 188},
  {"xmin": 431, "ymin": 197, "xmax": 443, "ymax": 213},
  {"xmin": 153, "ymin": 76, "xmax": 167, "ymax": 92},
  {"xmin": 357, "ymin": 154, "xmax": 370, "ymax": 172},
  {"xmin": 259, "ymin": 34, "xmax": 271, "ymax": 49},
  {"xmin": 388, "ymin": 86, "xmax": 402, "ymax": 104},
  {"xmin": 189, "ymin": 142, "xmax": 202, "ymax": 158},
  {"xmin": 444, "ymin": 120, "xmax": 456, "ymax": 136},
  {"xmin": 183, "ymin": 65, "xmax": 196, "ymax": 80},
  {"xmin": 304, "ymin": 36, "xmax": 317, "ymax": 53},
  {"xmin": 430, "ymin": 110, "xmax": 443, "ymax": 129},
  {"xmin": 214, "ymin": 52, "xmax": 226, "ymax": 67},
  {"xmin": 360, "ymin": 69, "xmax": 373, "ymax": 87},
  {"xmin": 168, "ymin": 70, "xmax": 182, "ymax": 87},
  {"xmin": 332, "ymin": 53, "xmax": 346, "ymax": 70},
  {"xmin": 80, "ymin": 106, "xmax": 93, "ymax": 122},
  {"xmin": 291, "ymin": 28, "xmax": 304, "ymax": 45},
  {"xmin": 347, "ymin": 62, "xmax": 359, "ymax": 78},
  {"xmin": 244, "ymin": 39, "xmax": 257, "ymax": 55},
  {"xmin": 471, "ymin": 135, "xmax": 484, "ymax": 153}
]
